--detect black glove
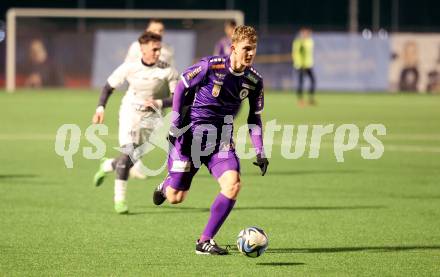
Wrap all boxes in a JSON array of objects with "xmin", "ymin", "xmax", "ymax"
[
  {"xmin": 253, "ymin": 154, "xmax": 269, "ymax": 176},
  {"xmin": 167, "ymin": 133, "xmax": 176, "ymax": 146},
  {"xmin": 167, "ymin": 125, "xmax": 180, "ymax": 146}
]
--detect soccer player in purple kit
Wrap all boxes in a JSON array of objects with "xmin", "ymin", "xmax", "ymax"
[{"xmin": 153, "ymin": 25, "xmax": 269, "ymax": 255}]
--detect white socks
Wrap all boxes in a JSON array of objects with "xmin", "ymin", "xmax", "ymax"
[
  {"xmin": 114, "ymin": 179, "xmax": 127, "ymax": 202},
  {"xmin": 103, "ymin": 158, "xmax": 115, "ymax": 173}
]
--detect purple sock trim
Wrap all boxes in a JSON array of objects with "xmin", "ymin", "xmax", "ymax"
[
  {"xmin": 201, "ymin": 193, "xmax": 236, "ymax": 240},
  {"xmin": 199, "ymin": 235, "xmax": 211, "ymax": 242}
]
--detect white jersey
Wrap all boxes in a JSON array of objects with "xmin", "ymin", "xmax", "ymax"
[
  {"xmin": 125, "ymin": 41, "xmax": 175, "ymax": 66},
  {"xmin": 107, "ymin": 59, "xmax": 178, "ymax": 107},
  {"xmin": 107, "ymin": 59, "xmax": 178, "ymax": 146}
]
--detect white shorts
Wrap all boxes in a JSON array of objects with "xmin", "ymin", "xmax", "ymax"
[{"xmin": 118, "ymin": 103, "xmax": 162, "ymax": 147}]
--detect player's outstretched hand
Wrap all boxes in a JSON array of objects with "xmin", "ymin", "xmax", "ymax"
[
  {"xmin": 92, "ymin": 111, "xmax": 105, "ymax": 124},
  {"xmin": 92, "ymin": 106, "xmax": 105, "ymax": 124},
  {"xmin": 253, "ymin": 154, "xmax": 269, "ymax": 176}
]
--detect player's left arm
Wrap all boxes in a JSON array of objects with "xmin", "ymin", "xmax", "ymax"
[
  {"xmin": 92, "ymin": 63, "xmax": 129, "ymax": 124},
  {"xmin": 248, "ymin": 81, "xmax": 269, "ymax": 176},
  {"xmin": 153, "ymin": 68, "xmax": 179, "ymax": 108}
]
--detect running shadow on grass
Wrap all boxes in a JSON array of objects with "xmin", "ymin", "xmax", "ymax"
[
  {"xmin": 0, "ymin": 174, "xmax": 38, "ymax": 179},
  {"xmin": 128, "ymin": 206, "xmax": 210, "ymax": 215},
  {"xmin": 195, "ymin": 169, "xmax": 362, "ymax": 179},
  {"xmin": 257, "ymin": 262, "xmax": 305, "ymax": 266},
  {"xmin": 267, "ymin": 245, "xmax": 440, "ymax": 254},
  {"xmin": 130, "ymin": 205, "xmax": 385, "ymax": 215},
  {"xmin": 248, "ymin": 169, "xmax": 363, "ymax": 176},
  {"xmin": 234, "ymin": 205, "xmax": 385, "ymax": 211}
]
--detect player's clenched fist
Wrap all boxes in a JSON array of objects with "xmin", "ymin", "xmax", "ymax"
[{"xmin": 92, "ymin": 106, "xmax": 105, "ymax": 124}]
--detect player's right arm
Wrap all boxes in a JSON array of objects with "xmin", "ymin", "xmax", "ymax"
[
  {"xmin": 92, "ymin": 63, "xmax": 130, "ymax": 124},
  {"xmin": 248, "ymin": 79, "xmax": 269, "ymax": 176}
]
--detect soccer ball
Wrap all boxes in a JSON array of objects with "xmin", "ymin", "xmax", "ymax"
[{"xmin": 236, "ymin": 226, "xmax": 269, "ymax": 258}]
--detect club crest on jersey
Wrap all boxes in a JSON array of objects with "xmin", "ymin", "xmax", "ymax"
[
  {"xmin": 239, "ymin": 88, "xmax": 249, "ymax": 99},
  {"xmin": 215, "ymin": 73, "xmax": 226, "ymax": 79},
  {"xmin": 242, "ymin": 83, "xmax": 255, "ymax": 90},
  {"xmin": 245, "ymin": 72, "xmax": 258, "ymax": 84},
  {"xmin": 186, "ymin": 66, "xmax": 202, "ymax": 80},
  {"xmin": 212, "ymin": 84, "xmax": 221, "ymax": 97}
]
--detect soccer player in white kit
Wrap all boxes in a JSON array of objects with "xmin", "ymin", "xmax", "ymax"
[
  {"xmin": 92, "ymin": 32, "xmax": 178, "ymax": 214},
  {"xmin": 125, "ymin": 19, "xmax": 175, "ymax": 179},
  {"xmin": 125, "ymin": 19, "xmax": 174, "ymax": 65}
]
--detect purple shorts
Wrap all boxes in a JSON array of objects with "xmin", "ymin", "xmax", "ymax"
[{"xmin": 166, "ymin": 132, "xmax": 240, "ymax": 191}]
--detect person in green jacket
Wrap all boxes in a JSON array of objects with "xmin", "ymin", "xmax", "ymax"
[{"xmin": 292, "ymin": 27, "xmax": 316, "ymax": 106}]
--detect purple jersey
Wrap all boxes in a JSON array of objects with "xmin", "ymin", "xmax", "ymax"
[
  {"xmin": 180, "ymin": 56, "xmax": 264, "ymax": 126},
  {"xmin": 213, "ymin": 37, "xmax": 232, "ymax": 56}
]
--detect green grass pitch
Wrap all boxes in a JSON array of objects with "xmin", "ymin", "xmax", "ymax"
[{"xmin": 0, "ymin": 90, "xmax": 439, "ymax": 276}]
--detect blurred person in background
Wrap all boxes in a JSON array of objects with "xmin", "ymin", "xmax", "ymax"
[
  {"xmin": 125, "ymin": 19, "xmax": 174, "ymax": 65},
  {"xmin": 426, "ymin": 64, "xmax": 440, "ymax": 93},
  {"xmin": 125, "ymin": 19, "xmax": 176, "ymax": 179},
  {"xmin": 24, "ymin": 39, "xmax": 64, "ymax": 88},
  {"xmin": 292, "ymin": 27, "xmax": 316, "ymax": 106},
  {"xmin": 213, "ymin": 20, "xmax": 237, "ymax": 56},
  {"xmin": 398, "ymin": 40, "xmax": 419, "ymax": 92}
]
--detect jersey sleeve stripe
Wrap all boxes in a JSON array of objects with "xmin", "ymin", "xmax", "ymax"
[{"xmin": 180, "ymin": 75, "xmax": 189, "ymax": 88}]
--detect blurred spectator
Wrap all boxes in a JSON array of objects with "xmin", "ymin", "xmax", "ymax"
[
  {"xmin": 398, "ymin": 41, "xmax": 419, "ymax": 92},
  {"xmin": 125, "ymin": 19, "xmax": 174, "ymax": 65},
  {"xmin": 213, "ymin": 20, "xmax": 237, "ymax": 56},
  {"xmin": 24, "ymin": 39, "xmax": 64, "ymax": 88},
  {"xmin": 426, "ymin": 47, "xmax": 440, "ymax": 93},
  {"xmin": 426, "ymin": 66, "xmax": 440, "ymax": 93},
  {"xmin": 292, "ymin": 27, "xmax": 316, "ymax": 106}
]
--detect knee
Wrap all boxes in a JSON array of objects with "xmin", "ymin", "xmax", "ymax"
[
  {"xmin": 115, "ymin": 154, "xmax": 134, "ymax": 180},
  {"xmin": 166, "ymin": 190, "xmax": 186, "ymax": 204},
  {"xmin": 222, "ymin": 181, "xmax": 241, "ymax": 199}
]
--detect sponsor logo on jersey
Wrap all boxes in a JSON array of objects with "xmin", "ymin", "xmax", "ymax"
[
  {"xmin": 246, "ymin": 72, "xmax": 258, "ymax": 84},
  {"xmin": 171, "ymin": 160, "xmax": 191, "ymax": 172},
  {"xmin": 212, "ymin": 84, "xmax": 221, "ymax": 97},
  {"xmin": 186, "ymin": 66, "xmax": 202, "ymax": 80},
  {"xmin": 210, "ymin": 64, "xmax": 226, "ymax": 70},
  {"xmin": 209, "ymin": 57, "xmax": 225, "ymax": 63},
  {"xmin": 239, "ymin": 88, "xmax": 249, "ymax": 99},
  {"xmin": 242, "ymin": 83, "xmax": 255, "ymax": 90},
  {"xmin": 250, "ymin": 67, "xmax": 262, "ymax": 78},
  {"xmin": 157, "ymin": 60, "xmax": 170, "ymax": 69}
]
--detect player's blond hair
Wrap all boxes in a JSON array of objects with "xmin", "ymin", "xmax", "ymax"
[{"xmin": 231, "ymin": 25, "xmax": 258, "ymax": 44}]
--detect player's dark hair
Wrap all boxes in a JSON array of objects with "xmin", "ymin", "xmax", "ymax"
[
  {"xmin": 226, "ymin": 20, "xmax": 237, "ymax": 27},
  {"xmin": 138, "ymin": 31, "xmax": 162, "ymax": 44}
]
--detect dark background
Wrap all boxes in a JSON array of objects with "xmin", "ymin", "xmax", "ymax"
[{"xmin": 1, "ymin": 0, "xmax": 440, "ymax": 33}]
